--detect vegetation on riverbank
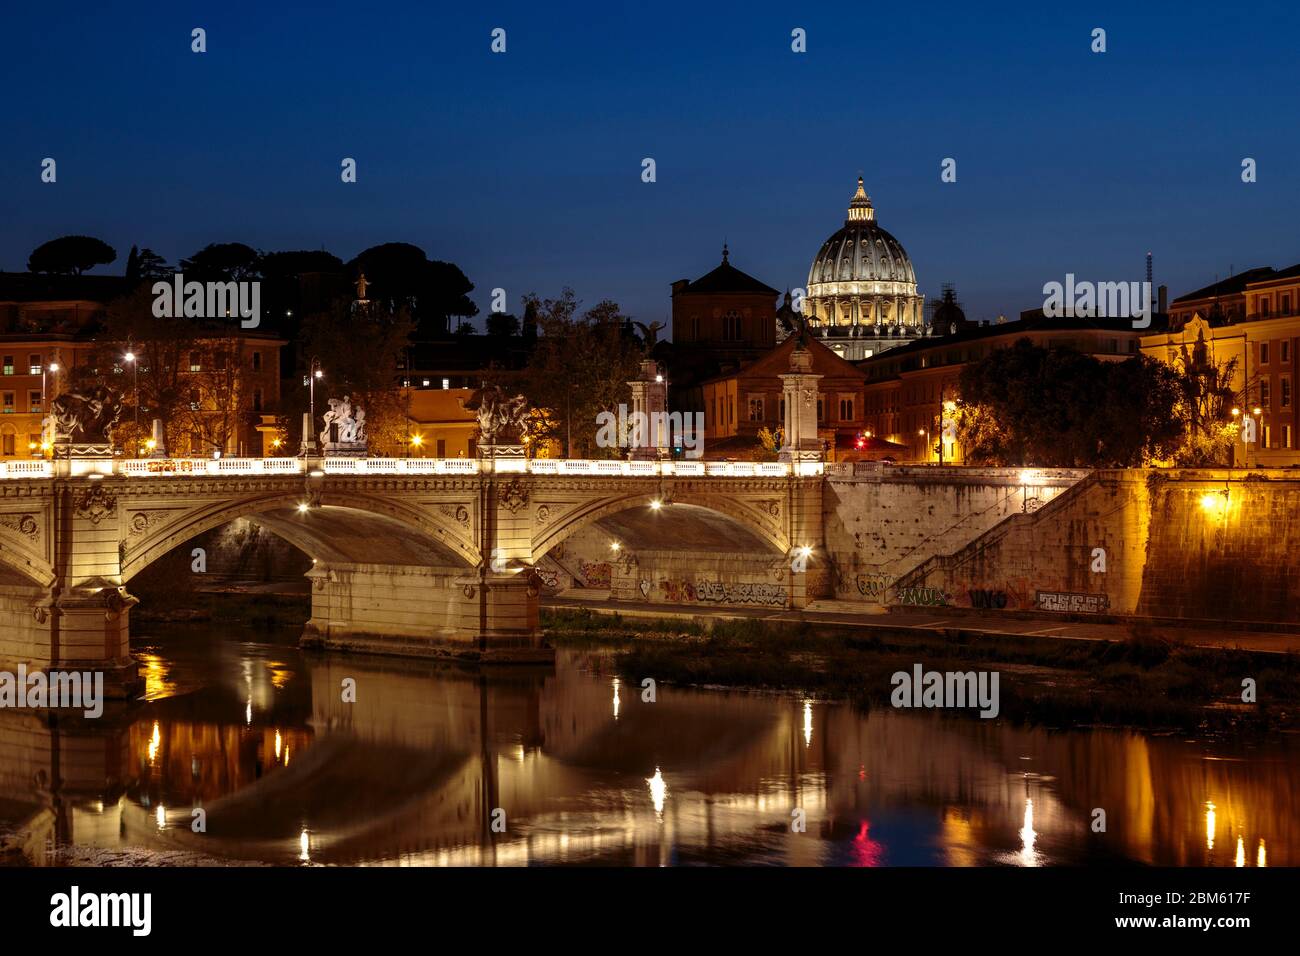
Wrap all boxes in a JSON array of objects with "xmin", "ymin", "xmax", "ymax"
[
  {"xmin": 542, "ymin": 608, "xmax": 1300, "ymax": 733},
  {"xmin": 132, "ymin": 590, "xmax": 308, "ymax": 628}
]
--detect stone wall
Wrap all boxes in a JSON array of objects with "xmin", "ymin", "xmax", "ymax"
[
  {"xmin": 824, "ymin": 464, "xmax": 1089, "ymax": 605},
  {"xmin": 544, "ymin": 522, "xmax": 805, "ymax": 609},
  {"xmin": 893, "ymin": 469, "xmax": 1300, "ymax": 625}
]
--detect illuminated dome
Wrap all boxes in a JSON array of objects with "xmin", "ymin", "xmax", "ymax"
[{"xmin": 804, "ymin": 178, "xmax": 925, "ymax": 351}]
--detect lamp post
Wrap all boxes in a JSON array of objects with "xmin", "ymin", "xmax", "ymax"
[
  {"xmin": 305, "ymin": 357, "xmax": 323, "ymax": 454},
  {"xmin": 1252, "ymin": 405, "xmax": 1263, "ymax": 468},
  {"xmin": 124, "ymin": 348, "xmax": 139, "ymax": 457},
  {"xmin": 41, "ymin": 362, "xmax": 58, "ymax": 452}
]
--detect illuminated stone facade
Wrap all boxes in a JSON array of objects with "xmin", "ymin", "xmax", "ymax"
[{"xmin": 805, "ymin": 178, "xmax": 926, "ymax": 361}]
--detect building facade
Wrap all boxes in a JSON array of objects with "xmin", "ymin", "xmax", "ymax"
[{"xmin": 698, "ymin": 332, "xmax": 872, "ymax": 461}]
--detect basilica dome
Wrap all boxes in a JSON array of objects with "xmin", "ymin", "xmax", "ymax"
[
  {"xmin": 804, "ymin": 178, "xmax": 925, "ymax": 352},
  {"xmin": 809, "ymin": 180, "xmax": 917, "ymax": 287}
]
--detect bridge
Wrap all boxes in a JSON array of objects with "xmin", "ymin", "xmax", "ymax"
[{"xmin": 0, "ymin": 452, "xmax": 825, "ymax": 693}]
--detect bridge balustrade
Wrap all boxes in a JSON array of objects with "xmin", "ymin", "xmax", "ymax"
[{"xmin": 0, "ymin": 456, "xmax": 818, "ymax": 479}]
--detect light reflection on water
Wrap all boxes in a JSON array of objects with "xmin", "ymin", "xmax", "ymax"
[{"xmin": 1, "ymin": 623, "xmax": 1297, "ymax": 867}]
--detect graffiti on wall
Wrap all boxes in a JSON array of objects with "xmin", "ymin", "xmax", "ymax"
[
  {"xmin": 1036, "ymin": 590, "xmax": 1110, "ymax": 614},
  {"xmin": 579, "ymin": 561, "xmax": 612, "ymax": 589},
  {"xmin": 696, "ymin": 581, "xmax": 788, "ymax": 606},
  {"xmin": 536, "ymin": 568, "xmax": 562, "ymax": 592},
  {"xmin": 855, "ymin": 573, "xmax": 892, "ymax": 602},
  {"xmin": 896, "ymin": 586, "xmax": 950, "ymax": 607},
  {"xmin": 967, "ymin": 588, "xmax": 1009, "ymax": 609},
  {"xmin": 655, "ymin": 579, "xmax": 787, "ymax": 606}
]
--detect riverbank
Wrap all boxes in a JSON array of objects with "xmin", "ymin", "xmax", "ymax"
[
  {"xmin": 542, "ymin": 608, "xmax": 1300, "ymax": 733},
  {"xmin": 132, "ymin": 587, "xmax": 308, "ymax": 628}
]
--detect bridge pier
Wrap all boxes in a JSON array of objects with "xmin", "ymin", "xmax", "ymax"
[
  {"xmin": 301, "ymin": 561, "xmax": 546, "ymax": 662},
  {"xmin": 0, "ymin": 583, "xmax": 142, "ymax": 699}
]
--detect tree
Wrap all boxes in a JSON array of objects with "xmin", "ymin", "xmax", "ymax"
[
  {"xmin": 956, "ymin": 338, "xmax": 1183, "ymax": 467},
  {"xmin": 180, "ymin": 242, "xmax": 262, "ymax": 281},
  {"xmin": 79, "ymin": 286, "xmax": 259, "ymax": 456},
  {"xmin": 1166, "ymin": 331, "xmax": 1241, "ymax": 465},
  {"xmin": 485, "ymin": 312, "xmax": 520, "ymax": 340},
  {"xmin": 124, "ymin": 246, "xmax": 170, "ymax": 287},
  {"xmin": 286, "ymin": 301, "xmax": 416, "ymax": 454},
  {"xmin": 135, "ymin": 248, "xmax": 171, "ymax": 282},
  {"xmin": 347, "ymin": 243, "xmax": 478, "ymax": 338},
  {"xmin": 28, "ymin": 236, "xmax": 117, "ymax": 275},
  {"xmin": 518, "ymin": 290, "xmax": 645, "ymax": 458}
]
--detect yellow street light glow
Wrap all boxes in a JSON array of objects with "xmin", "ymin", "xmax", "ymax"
[
  {"xmin": 610, "ymin": 541, "xmax": 621, "ymax": 551},
  {"xmin": 124, "ymin": 351, "xmax": 135, "ymax": 363},
  {"xmin": 48, "ymin": 363, "xmax": 59, "ymax": 373},
  {"xmin": 798, "ymin": 545, "xmax": 813, "ymax": 558},
  {"xmin": 1200, "ymin": 492, "xmax": 1227, "ymax": 513},
  {"xmin": 314, "ymin": 369, "xmax": 323, "ymax": 379},
  {"xmin": 1231, "ymin": 407, "xmax": 1241, "ymax": 417},
  {"xmin": 649, "ymin": 499, "xmax": 662, "ymax": 511},
  {"xmin": 297, "ymin": 502, "xmax": 310, "ymax": 513},
  {"xmin": 410, "ymin": 434, "xmax": 423, "ymax": 446},
  {"xmin": 1253, "ymin": 406, "xmax": 1262, "ymax": 415}
]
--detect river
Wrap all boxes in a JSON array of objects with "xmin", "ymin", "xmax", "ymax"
[{"xmin": 1, "ymin": 623, "xmax": 1295, "ymax": 866}]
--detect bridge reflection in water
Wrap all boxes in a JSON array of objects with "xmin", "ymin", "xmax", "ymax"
[{"xmin": 1, "ymin": 627, "xmax": 1296, "ymax": 867}]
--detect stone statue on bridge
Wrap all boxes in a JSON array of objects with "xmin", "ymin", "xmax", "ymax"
[
  {"xmin": 320, "ymin": 395, "xmax": 367, "ymax": 454},
  {"xmin": 467, "ymin": 385, "xmax": 529, "ymax": 445},
  {"xmin": 51, "ymin": 386, "xmax": 123, "ymax": 445}
]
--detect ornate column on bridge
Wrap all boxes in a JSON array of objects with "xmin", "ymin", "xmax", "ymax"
[
  {"xmin": 462, "ymin": 386, "xmax": 546, "ymax": 659},
  {"xmin": 627, "ymin": 359, "xmax": 669, "ymax": 460},
  {"xmin": 778, "ymin": 339, "xmax": 824, "ymax": 473}
]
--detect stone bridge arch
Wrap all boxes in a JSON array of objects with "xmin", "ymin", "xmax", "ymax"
[
  {"xmin": 530, "ymin": 489, "xmax": 793, "ymax": 562},
  {"xmin": 120, "ymin": 486, "xmax": 480, "ymax": 584}
]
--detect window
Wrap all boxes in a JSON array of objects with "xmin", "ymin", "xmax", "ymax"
[
  {"xmin": 253, "ymin": 388, "xmax": 263, "ymax": 412},
  {"xmin": 1282, "ymin": 377, "xmax": 1291, "ymax": 408},
  {"xmin": 816, "ymin": 397, "xmax": 824, "ymax": 422},
  {"xmin": 1261, "ymin": 379, "xmax": 1271, "ymax": 407},
  {"xmin": 2, "ymin": 357, "xmax": 12, "ymax": 376},
  {"xmin": 722, "ymin": 311, "xmax": 742, "ymax": 340},
  {"xmin": 1, "ymin": 434, "xmax": 13, "ymax": 456},
  {"xmin": 1264, "ymin": 425, "xmax": 1272, "ymax": 449},
  {"xmin": 251, "ymin": 351, "xmax": 262, "ymax": 371},
  {"xmin": 189, "ymin": 352, "xmax": 202, "ymax": 372},
  {"xmin": 839, "ymin": 396, "xmax": 855, "ymax": 421},
  {"xmin": 748, "ymin": 396, "xmax": 764, "ymax": 422},
  {"xmin": 28, "ymin": 354, "xmax": 40, "ymax": 375},
  {"xmin": 442, "ymin": 378, "xmax": 450, "ymax": 390},
  {"xmin": 1283, "ymin": 341, "xmax": 1291, "ymax": 363},
  {"xmin": 1260, "ymin": 297, "xmax": 1272, "ymax": 318},
  {"xmin": 2, "ymin": 393, "xmax": 12, "ymax": 414},
  {"xmin": 1261, "ymin": 343, "xmax": 1270, "ymax": 364},
  {"xmin": 28, "ymin": 392, "xmax": 40, "ymax": 413},
  {"xmin": 468, "ymin": 438, "xmax": 477, "ymax": 458},
  {"xmin": 436, "ymin": 439, "xmax": 446, "ymax": 457},
  {"xmin": 778, "ymin": 396, "xmax": 785, "ymax": 422},
  {"xmin": 1286, "ymin": 425, "xmax": 1294, "ymax": 450},
  {"xmin": 1283, "ymin": 294, "xmax": 1292, "ymax": 316}
]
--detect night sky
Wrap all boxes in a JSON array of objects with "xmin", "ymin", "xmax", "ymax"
[{"xmin": 3, "ymin": 1, "xmax": 1298, "ymax": 330}]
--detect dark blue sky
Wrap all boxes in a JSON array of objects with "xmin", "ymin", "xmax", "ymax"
[{"xmin": 3, "ymin": 1, "xmax": 1298, "ymax": 330}]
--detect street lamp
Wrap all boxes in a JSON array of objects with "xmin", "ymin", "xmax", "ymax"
[
  {"xmin": 41, "ymin": 362, "xmax": 58, "ymax": 451},
  {"xmin": 304, "ymin": 357, "xmax": 323, "ymax": 454},
  {"xmin": 124, "ymin": 348, "xmax": 139, "ymax": 457},
  {"xmin": 409, "ymin": 433, "xmax": 423, "ymax": 458}
]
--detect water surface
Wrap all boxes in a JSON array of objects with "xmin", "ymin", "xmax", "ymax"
[{"xmin": 1, "ymin": 624, "xmax": 1295, "ymax": 867}]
